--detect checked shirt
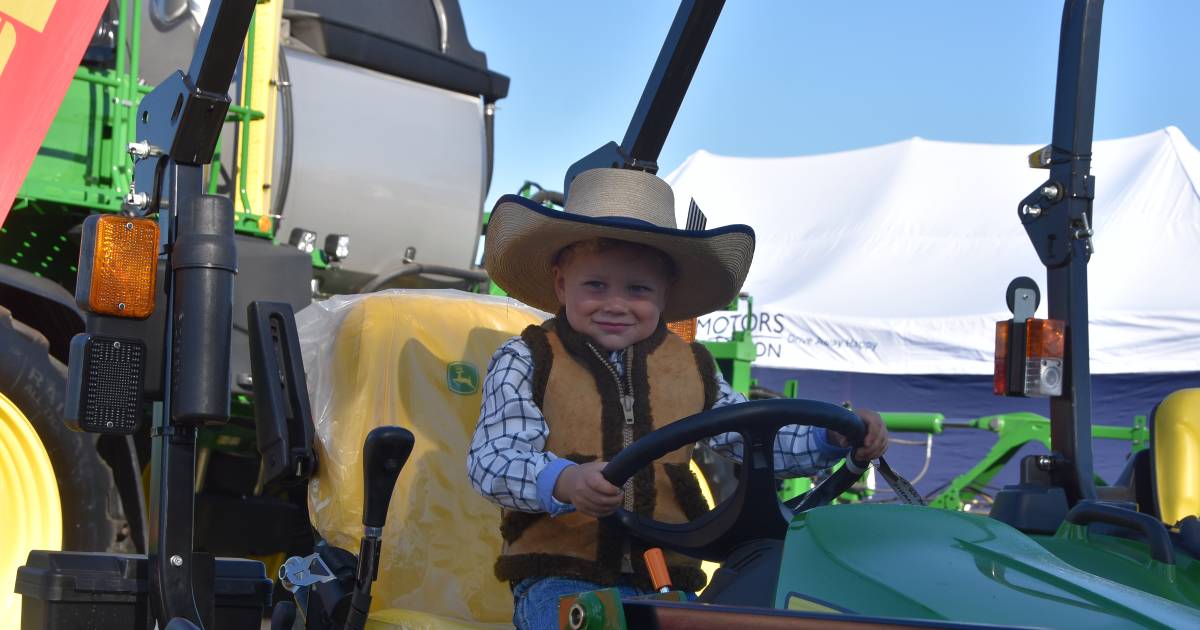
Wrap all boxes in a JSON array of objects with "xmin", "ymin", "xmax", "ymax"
[{"xmin": 467, "ymin": 336, "xmax": 848, "ymax": 515}]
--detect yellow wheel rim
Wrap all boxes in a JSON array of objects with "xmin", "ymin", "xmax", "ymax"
[{"xmin": 0, "ymin": 392, "xmax": 62, "ymax": 624}]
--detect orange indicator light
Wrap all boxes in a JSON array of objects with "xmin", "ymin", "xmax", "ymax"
[
  {"xmin": 993, "ymin": 321, "xmax": 1010, "ymax": 396},
  {"xmin": 79, "ymin": 215, "xmax": 159, "ymax": 318},
  {"xmin": 1025, "ymin": 318, "xmax": 1065, "ymax": 359},
  {"xmin": 994, "ymin": 317, "xmax": 1066, "ymax": 397}
]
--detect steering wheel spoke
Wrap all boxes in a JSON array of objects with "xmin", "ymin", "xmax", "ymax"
[{"xmin": 602, "ymin": 398, "xmax": 866, "ymax": 562}]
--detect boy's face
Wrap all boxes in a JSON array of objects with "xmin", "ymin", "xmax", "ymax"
[{"xmin": 554, "ymin": 245, "xmax": 671, "ymax": 352}]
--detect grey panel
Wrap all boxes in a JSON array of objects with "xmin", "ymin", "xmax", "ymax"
[
  {"xmin": 275, "ymin": 49, "xmax": 486, "ymax": 289},
  {"xmin": 230, "ymin": 236, "xmax": 313, "ymax": 393}
]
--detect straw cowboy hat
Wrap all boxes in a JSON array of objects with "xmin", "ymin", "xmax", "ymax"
[{"xmin": 484, "ymin": 167, "xmax": 755, "ymax": 322}]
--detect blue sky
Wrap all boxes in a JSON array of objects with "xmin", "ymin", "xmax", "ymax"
[{"xmin": 461, "ymin": 1, "xmax": 1200, "ymax": 211}]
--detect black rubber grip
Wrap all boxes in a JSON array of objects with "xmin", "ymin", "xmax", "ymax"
[{"xmin": 1065, "ymin": 501, "xmax": 1174, "ymax": 565}]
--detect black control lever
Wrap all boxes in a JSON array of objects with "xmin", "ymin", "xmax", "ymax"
[
  {"xmin": 343, "ymin": 426, "xmax": 415, "ymax": 630},
  {"xmin": 248, "ymin": 301, "xmax": 316, "ymax": 488},
  {"xmin": 788, "ymin": 455, "xmax": 871, "ymax": 513}
]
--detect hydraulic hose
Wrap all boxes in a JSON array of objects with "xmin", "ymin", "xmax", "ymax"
[{"xmin": 272, "ymin": 47, "xmax": 295, "ymax": 233}]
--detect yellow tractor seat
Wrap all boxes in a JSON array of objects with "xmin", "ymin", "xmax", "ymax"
[
  {"xmin": 1150, "ymin": 388, "xmax": 1200, "ymax": 527},
  {"xmin": 301, "ymin": 290, "xmax": 546, "ymax": 629}
]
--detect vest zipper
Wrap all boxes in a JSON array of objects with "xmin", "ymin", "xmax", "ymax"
[{"xmin": 587, "ymin": 343, "xmax": 637, "ymax": 574}]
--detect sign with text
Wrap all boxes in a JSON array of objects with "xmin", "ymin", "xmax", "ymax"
[{"xmin": 696, "ymin": 306, "xmax": 998, "ymax": 376}]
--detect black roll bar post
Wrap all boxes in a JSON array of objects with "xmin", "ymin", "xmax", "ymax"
[
  {"xmin": 129, "ymin": 0, "xmax": 257, "ymax": 625},
  {"xmin": 563, "ymin": 0, "xmax": 726, "ymax": 197},
  {"xmin": 1016, "ymin": 0, "xmax": 1105, "ymax": 507}
]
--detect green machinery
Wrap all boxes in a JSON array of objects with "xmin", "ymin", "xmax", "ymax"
[
  {"xmin": 776, "ymin": 400, "xmax": 1150, "ymax": 511},
  {"xmin": 0, "ymin": 0, "xmax": 508, "ymax": 612},
  {"xmin": 0, "ymin": 0, "xmax": 278, "ymax": 586},
  {"xmin": 4, "ymin": 0, "xmax": 273, "ymax": 281}
]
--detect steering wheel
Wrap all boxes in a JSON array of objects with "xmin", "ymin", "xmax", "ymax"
[{"xmin": 601, "ymin": 398, "xmax": 867, "ymax": 562}]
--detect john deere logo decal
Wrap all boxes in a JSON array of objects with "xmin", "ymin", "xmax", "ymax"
[{"xmin": 447, "ymin": 362, "xmax": 479, "ymax": 395}]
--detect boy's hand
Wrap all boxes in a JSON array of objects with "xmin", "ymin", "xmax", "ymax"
[
  {"xmin": 828, "ymin": 409, "xmax": 889, "ymax": 462},
  {"xmin": 554, "ymin": 461, "xmax": 624, "ymax": 518}
]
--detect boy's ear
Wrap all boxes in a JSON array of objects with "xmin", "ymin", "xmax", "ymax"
[{"xmin": 553, "ymin": 267, "xmax": 566, "ymax": 304}]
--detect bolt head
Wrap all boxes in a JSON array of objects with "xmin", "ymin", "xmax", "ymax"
[
  {"xmin": 568, "ymin": 604, "xmax": 586, "ymax": 629},
  {"xmin": 125, "ymin": 191, "xmax": 149, "ymax": 208}
]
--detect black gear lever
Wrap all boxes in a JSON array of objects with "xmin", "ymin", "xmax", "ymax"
[{"xmin": 343, "ymin": 426, "xmax": 415, "ymax": 630}]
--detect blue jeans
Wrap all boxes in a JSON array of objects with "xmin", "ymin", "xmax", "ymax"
[{"xmin": 511, "ymin": 576, "xmax": 653, "ymax": 630}]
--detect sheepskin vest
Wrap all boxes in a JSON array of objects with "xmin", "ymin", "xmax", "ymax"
[{"xmin": 494, "ymin": 317, "xmax": 718, "ymax": 593}]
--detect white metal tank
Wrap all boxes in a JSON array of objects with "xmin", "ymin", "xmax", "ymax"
[{"xmin": 273, "ymin": 1, "xmax": 507, "ymax": 292}]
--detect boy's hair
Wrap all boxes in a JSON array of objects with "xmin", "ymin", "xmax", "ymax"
[{"xmin": 552, "ymin": 238, "xmax": 679, "ymax": 282}]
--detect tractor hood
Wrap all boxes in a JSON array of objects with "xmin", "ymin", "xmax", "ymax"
[{"xmin": 777, "ymin": 504, "xmax": 1200, "ymax": 628}]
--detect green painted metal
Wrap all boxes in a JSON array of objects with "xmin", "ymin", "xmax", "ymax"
[
  {"xmin": 558, "ymin": 587, "xmax": 687, "ymax": 629},
  {"xmin": 236, "ymin": 11, "xmax": 258, "ymax": 218},
  {"xmin": 880, "ymin": 412, "xmax": 944, "ymax": 434},
  {"xmin": 14, "ymin": 75, "xmax": 122, "ymax": 212},
  {"xmin": 776, "ymin": 396, "xmax": 945, "ymax": 503},
  {"xmin": 1037, "ymin": 527, "xmax": 1200, "ymax": 609},
  {"xmin": 0, "ymin": 203, "xmax": 82, "ymax": 288},
  {"xmin": 310, "ymin": 248, "xmax": 329, "ymax": 270},
  {"xmin": 775, "ymin": 503, "xmax": 1200, "ymax": 627},
  {"xmin": 209, "ymin": 136, "xmax": 224, "ymax": 195},
  {"xmin": 196, "ymin": 418, "xmax": 259, "ymax": 457},
  {"xmin": 704, "ymin": 296, "xmax": 755, "ymax": 395},
  {"xmin": 7, "ymin": 0, "xmax": 270, "ymax": 239},
  {"xmin": 928, "ymin": 413, "xmax": 1150, "ymax": 510},
  {"xmin": 561, "ymin": 588, "xmax": 626, "ymax": 629},
  {"xmin": 778, "ymin": 476, "xmax": 812, "ymax": 501}
]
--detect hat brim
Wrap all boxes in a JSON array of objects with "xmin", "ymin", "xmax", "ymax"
[{"xmin": 484, "ymin": 194, "xmax": 755, "ymax": 321}]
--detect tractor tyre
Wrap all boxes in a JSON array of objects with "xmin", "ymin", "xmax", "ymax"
[{"xmin": 0, "ymin": 307, "xmax": 134, "ymax": 554}]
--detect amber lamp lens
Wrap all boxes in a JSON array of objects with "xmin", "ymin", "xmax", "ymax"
[
  {"xmin": 667, "ymin": 319, "xmax": 698, "ymax": 343},
  {"xmin": 993, "ymin": 321, "xmax": 1010, "ymax": 395},
  {"xmin": 1026, "ymin": 318, "xmax": 1066, "ymax": 358},
  {"xmin": 88, "ymin": 215, "xmax": 159, "ymax": 318}
]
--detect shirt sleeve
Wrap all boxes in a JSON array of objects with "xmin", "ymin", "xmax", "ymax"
[
  {"xmin": 703, "ymin": 365, "xmax": 848, "ymax": 476},
  {"xmin": 466, "ymin": 337, "xmax": 575, "ymax": 514}
]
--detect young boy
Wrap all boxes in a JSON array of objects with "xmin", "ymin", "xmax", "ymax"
[{"xmin": 468, "ymin": 167, "xmax": 888, "ymax": 630}]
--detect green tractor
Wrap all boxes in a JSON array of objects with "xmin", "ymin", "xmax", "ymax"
[{"xmin": 1, "ymin": 0, "xmax": 507, "ymax": 623}]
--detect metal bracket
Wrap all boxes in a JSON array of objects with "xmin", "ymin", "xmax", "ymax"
[
  {"xmin": 1017, "ymin": 175, "xmax": 1094, "ymax": 267},
  {"xmin": 1012, "ymin": 287, "xmax": 1037, "ymax": 322}
]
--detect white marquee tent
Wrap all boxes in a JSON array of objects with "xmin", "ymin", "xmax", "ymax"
[{"xmin": 665, "ymin": 127, "xmax": 1200, "ymax": 377}]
